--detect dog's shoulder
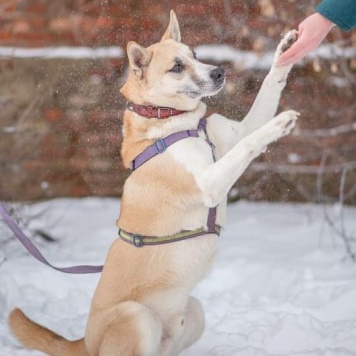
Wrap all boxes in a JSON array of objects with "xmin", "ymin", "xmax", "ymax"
[{"xmin": 205, "ymin": 113, "xmax": 244, "ymax": 158}]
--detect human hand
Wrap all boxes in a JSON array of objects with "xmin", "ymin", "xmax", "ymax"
[{"xmin": 277, "ymin": 13, "xmax": 335, "ymax": 66}]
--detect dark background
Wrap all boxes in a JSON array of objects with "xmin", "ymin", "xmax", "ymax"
[{"xmin": 0, "ymin": 0, "xmax": 355, "ymax": 203}]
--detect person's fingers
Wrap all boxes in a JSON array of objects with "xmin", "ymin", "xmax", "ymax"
[
  {"xmin": 277, "ymin": 47, "xmax": 309, "ymax": 66},
  {"xmin": 277, "ymin": 13, "xmax": 335, "ymax": 66}
]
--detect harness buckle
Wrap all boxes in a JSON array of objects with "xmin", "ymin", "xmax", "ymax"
[
  {"xmin": 130, "ymin": 160, "xmax": 135, "ymax": 171},
  {"xmin": 126, "ymin": 101, "xmax": 134, "ymax": 111},
  {"xmin": 153, "ymin": 139, "xmax": 167, "ymax": 153},
  {"xmin": 157, "ymin": 107, "xmax": 173, "ymax": 119},
  {"xmin": 133, "ymin": 234, "xmax": 144, "ymax": 247}
]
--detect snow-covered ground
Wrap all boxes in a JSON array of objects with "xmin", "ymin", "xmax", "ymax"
[{"xmin": 0, "ymin": 198, "xmax": 356, "ymax": 356}]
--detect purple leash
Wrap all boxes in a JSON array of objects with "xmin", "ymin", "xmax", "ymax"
[{"xmin": 0, "ymin": 201, "xmax": 103, "ymax": 274}]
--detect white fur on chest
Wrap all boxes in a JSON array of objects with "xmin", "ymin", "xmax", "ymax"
[{"xmin": 169, "ymin": 135, "xmax": 227, "ymax": 228}]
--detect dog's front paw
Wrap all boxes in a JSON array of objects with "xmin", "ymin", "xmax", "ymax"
[
  {"xmin": 273, "ymin": 30, "xmax": 298, "ymax": 66},
  {"xmin": 263, "ymin": 110, "xmax": 300, "ymax": 143},
  {"xmin": 280, "ymin": 30, "xmax": 298, "ymax": 53}
]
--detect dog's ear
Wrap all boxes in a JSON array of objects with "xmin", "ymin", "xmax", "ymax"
[
  {"xmin": 161, "ymin": 10, "xmax": 181, "ymax": 42},
  {"xmin": 126, "ymin": 41, "xmax": 151, "ymax": 79}
]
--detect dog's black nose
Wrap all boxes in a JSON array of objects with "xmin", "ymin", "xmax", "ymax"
[{"xmin": 210, "ymin": 67, "xmax": 225, "ymax": 84}]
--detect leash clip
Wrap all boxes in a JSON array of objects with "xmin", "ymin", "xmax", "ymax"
[{"xmin": 133, "ymin": 234, "xmax": 144, "ymax": 247}]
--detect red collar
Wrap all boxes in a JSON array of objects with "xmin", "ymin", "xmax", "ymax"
[{"xmin": 126, "ymin": 101, "xmax": 187, "ymax": 119}]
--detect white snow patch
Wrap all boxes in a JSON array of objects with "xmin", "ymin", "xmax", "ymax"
[
  {"xmin": 195, "ymin": 45, "xmax": 274, "ymax": 70},
  {"xmin": 0, "ymin": 46, "xmax": 124, "ymax": 59},
  {"xmin": 0, "ymin": 43, "xmax": 354, "ymax": 69},
  {"xmin": 0, "ymin": 198, "xmax": 356, "ymax": 356}
]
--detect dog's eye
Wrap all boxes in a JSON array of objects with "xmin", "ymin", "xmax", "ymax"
[
  {"xmin": 170, "ymin": 62, "xmax": 185, "ymax": 73},
  {"xmin": 192, "ymin": 50, "xmax": 197, "ymax": 59}
]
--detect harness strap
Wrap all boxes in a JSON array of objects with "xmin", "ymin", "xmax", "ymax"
[
  {"xmin": 199, "ymin": 118, "xmax": 218, "ymax": 233},
  {"xmin": 122, "ymin": 117, "xmax": 220, "ymax": 247},
  {"xmin": 199, "ymin": 117, "xmax": 216, "ymax": 161},
  {"xmin": 131, "ymin": 129, "xmax": 199, "ymax": 171},
  {"xmin": 0, "ymin": 202, "xmax": 103, "ymax": 274},
  {"xmin": 119, "ymin": 225, "xmax": 221, "ymax": 247}
]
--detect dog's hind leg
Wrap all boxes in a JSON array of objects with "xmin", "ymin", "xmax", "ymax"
[
  {"xmin": 89, "ymin": 302, "xmax": 162, "ymax": 356},
  {"xmin": 176, "ymin": 297, "xmax": 205, "ymax": 353},
  {"xmin": 160, "ymin": 297, "xmax": 205, "ymax": 356}
]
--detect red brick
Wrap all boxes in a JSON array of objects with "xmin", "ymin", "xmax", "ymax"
[
  {"xmin": 79, "ymin": 16, "xmax": 99, "ymax": 31},
  {"xmin": 0, "ymin": 1, "xmax": 355, "ymax": 204},
  {"xmin": 31, "ymin": 17, "xmax": 46, "ymax": 29},
  {"xmin": 2, "ymin": 3, "xmax": 16, "ymax": 12},
  {"xmin": 14, "ymin": 32, "xmax": 55, "ymax": 45},
  {"xmin": 50, "ymin": 16, "xmax": 78, "ymax": 33},
  {"xmin": 12, "ymin": 20, "xmax": 31, "ymax": 34},
  {"xmin": 24, "ymin": 160, "xmax": 45, "ymax": 170},
  {"xmin": 97, "ymin": 17, "xmax": 115, "ymax": 29},
  {"xmin": 27, "ymin": 3, "xmax": 46, "ymax": 13},
  {"xmin": 44, "ymin": 108, "xmax": 62, "ymax": 122},
  {"xmin": 174, "ymin": 4, "xmax": 208, "ymax": 15},
  {"xmin": 107, "ymin": 58, "xmax": 125, "ymax": 69},
  {"xmin": 0, "ymin": 31, "xmax": 12, "ymax": 41}
]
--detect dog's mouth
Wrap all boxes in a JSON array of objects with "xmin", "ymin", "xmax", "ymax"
[
  {"xmin": 179, "ymin": 89, "xmax": 202, "ymax": 99},
  {"xmin": 180, "ymin": 79, "xmax": 225, "ymax": 99},
  {"xmin": 196, "ymin": 67, "xmax": 225, "ymax": 98},
  {"xmin": 198, "ymin": 79, "xmax": 225, "ymax": 98},
  {"xmin": 177, "ymin": 67, "xmax": 225, "ymax": 99}
]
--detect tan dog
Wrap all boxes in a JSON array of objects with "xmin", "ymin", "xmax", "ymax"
[{"xmin": 8, "ymin": 10, "xmax": 299, "ymax": 356}]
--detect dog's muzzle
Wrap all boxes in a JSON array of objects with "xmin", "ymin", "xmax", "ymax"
[{"xmin": 210, "ymin": 67, "xmax": 225, "ymax": 87}]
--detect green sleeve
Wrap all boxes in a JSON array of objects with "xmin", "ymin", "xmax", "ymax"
[{"xmin": 316, "ymin": 0, "xmax": 356, "ymax": 31}]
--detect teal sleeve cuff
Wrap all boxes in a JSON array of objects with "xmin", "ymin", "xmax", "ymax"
[{"xmin": 316, "ymin": 0, "xmax": 356, "ymax": 31}]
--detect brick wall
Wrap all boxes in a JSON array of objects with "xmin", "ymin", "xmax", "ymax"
[
  {"xmin": 0, "ymin": 0, "xmax": 306, "ymax": 47},
  {"xmin": 0, "ymin": 0, "xmax": 355, "ymax": 203}
]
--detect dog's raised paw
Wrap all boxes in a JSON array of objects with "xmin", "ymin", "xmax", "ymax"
[
  {"xmin": 262, "ymin": 110, "xmax": 300, "ymax": 144},
  {"xmin": 275, "ymin": 110, "xmax": 300, "ymax": 135},
  {"xmin": 272, "ymin": 30, "xmax": 298, "ymax": 67},
  {"xmin": 280, "ymin": 30, "xmax": 298, "ymax": 53}
]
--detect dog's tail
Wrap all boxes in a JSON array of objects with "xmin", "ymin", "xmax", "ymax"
[{"xmin": 8, "ymin": 308, "xmax": 89, "ymax": 356}]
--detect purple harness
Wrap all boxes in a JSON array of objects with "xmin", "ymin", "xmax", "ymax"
[
  {"xmin": 130, "ymin": 118, "xmax": 215, "ymax": 170},
  {"xmin": 118, "ymin": 117, "xmax": 220, "ymax": 247}
]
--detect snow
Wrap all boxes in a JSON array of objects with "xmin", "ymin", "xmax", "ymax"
[
  {"xmin": 1, "ymin": 43, "xmax": 355, "ymax": 70},
  {"xmin": 0, "ymin": 46, "xmax": 124, "ymax": 59},
  {"xmin": 195, "ymin": 45, "xmax": 275, "ymax": 70},
  {"xmin": 1, "ymin": 198, "xmax": 356, "ymax": 356}
]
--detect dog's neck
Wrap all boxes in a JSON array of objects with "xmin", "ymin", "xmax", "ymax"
[
  {"xmin": 126, "ymin": 101, "xmax": 187, "ymax": 119},
  {"xmin": 120, "ymin": 101, "xmax": 207, "ymax": 168}
]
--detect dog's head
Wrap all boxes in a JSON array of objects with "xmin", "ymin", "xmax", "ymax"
[{"xmin": 120, "ymin": 10, "xmax": 225, "ymax": 111}]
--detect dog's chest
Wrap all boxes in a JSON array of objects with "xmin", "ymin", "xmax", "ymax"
[
  {"xmin": 119, "ymin": 135, "xmax": 222, "ymax": 235},
  {"xmin": 169, "ymin": 135, "xmax": 216, "ymax": 173}
]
